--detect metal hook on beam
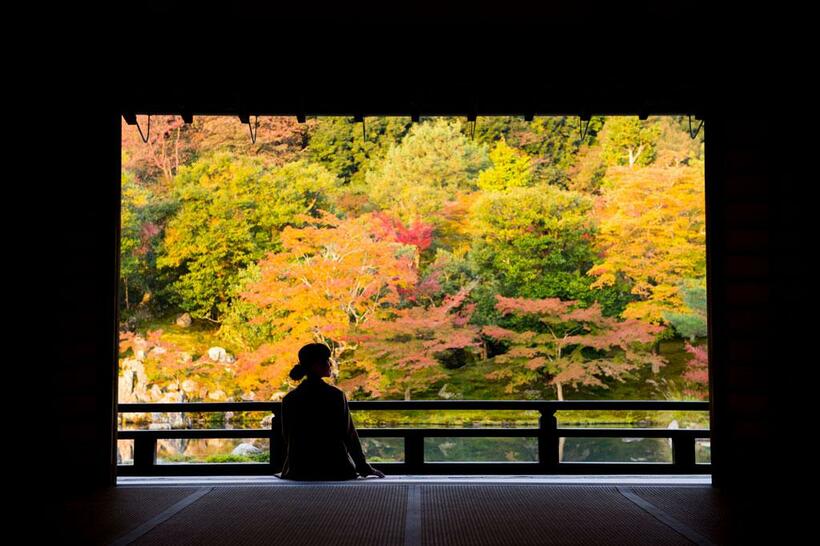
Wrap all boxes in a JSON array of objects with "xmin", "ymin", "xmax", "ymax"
[
  {"xmin": 467, "ymin": 113, "xmax": 477, "ymax": 140},
  {"xmin": 124, "ymin": 114, "xmax": 151, "ymax": 143},
  {"xmin": 239, "ymin": 114, "xmax": 259, "ymax": 144},
  {"xmin": 297, "ymin": 96, "xmax": 306, "ymax": 124},
  {"xmin": 354, "ymin": 115, "xmax": 366, "ymax": 142},
  {"xmin": 579, "ymin": 115, "xmax": 592, "ymax": 141},
  {"xmin": 688, "ymin": 115, "xmax": 704, "ymax": 139}
]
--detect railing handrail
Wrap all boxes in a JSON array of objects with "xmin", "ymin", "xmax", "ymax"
[
  {"xmin": 118, "ymin": 400, "xmax": 709, "ymax": 413},
  {"xmin": 116, "ymin": 399, "xmax": 710, "ymax": 476},
  {"xmin": 119, "ymin": 427, "xmax": 710, "ymax": 439}
]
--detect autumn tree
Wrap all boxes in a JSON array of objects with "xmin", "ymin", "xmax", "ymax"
[
  {"xmin": 353, "ymin": 285, "xmax": 482, "ymax": 399},
  {"xmin": 370, "ymin": 212, "xmax": 435, "ymax": 267},
  {"xmin": 481, "ymin": 295, "xmax": 665, "ymax": 400},
  {"xmin": 122, "ymin": 115, "xmax": 197, "ymax": 184},
  {"xmin": 158, "ymin": 153, "xmax": 341, "ymax": 320},
  {"xmin": 189, "ymin": 116, "xmax": 311, "ymax": 166},
  {"xmin": 567, "ymin": 142, "xmax": 607, "ymax": 194},
  {"xmin": 231, "ymin": 210, "xmax": 418, "ymax": 399},
  {"xmin": 654, "ymin": 116, "xmax": 704, "ymax": 167},
  {"xmin": 588, "ymin": 165, "xmax": 706, "ymax": 322},
  {"xmin": 682, "ymin": 342, "xmax": 709, "ymax": 400}
]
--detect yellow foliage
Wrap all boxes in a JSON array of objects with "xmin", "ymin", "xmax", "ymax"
[{"xmin": 589, "ymin": 165, "xmax": 705, "ymax": 323}]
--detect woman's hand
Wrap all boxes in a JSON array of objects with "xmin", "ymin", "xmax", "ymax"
[{"xmin": 358, "ymin": 465, "xmax": 385, "ymax": 478}]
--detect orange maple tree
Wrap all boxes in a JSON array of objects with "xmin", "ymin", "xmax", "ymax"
[
  {"xmin": 353, "ymin": 284, "xmax": 482, "ymax": 399},
  {"xmin": 234, "ymin": 210, "xmax": 419, "ymax": 398},
  {"xmin": 682, "ymin": 342, "xmax": 709, "ymax": 400}
]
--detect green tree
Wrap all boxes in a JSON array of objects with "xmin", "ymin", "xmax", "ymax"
[
  {"xmin": 474, "ymin": 116, "xmax": 605, "ymax": 187},
  {"xmin": 157, "ymin": 153, "xmax": 340, "ymax": 320},
  {"xmin": 476, "ymin": 138, "xmax": 533, "ymax": 191},
  {"xmin": 600, "ymin": 116, "xmax": 661, "ymax": 168},
  {"xmin": 120, "ymin": 171, "xmax": 176, "ymax": 313},
  {"xmin": 120, "ymin": 171, "xmax": 153, "ymax": 310},
  {"xmin": 664, "ymin": 278, "xmax": 708, "ymax": 340},
  {"xmin": 468, "ymin": 186, "xmax": 631, "ymax": 315},
  {"xmin": 307, "ymin": 116, "xmax": 412, "ymax": 184},
  {"xmin": 366, "ymin": 119, "xmax": 489, "ymax": 223}
]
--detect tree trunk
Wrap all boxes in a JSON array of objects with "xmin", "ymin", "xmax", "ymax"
[
  {"xmin": 556, "ymin": 381, "xmax": 565, "ymax": 460},
  {"xmin": 404, "ymin": 387, "xmax": 411, "ymax": 400},
  {"xmin": 123, "ymin": 278, "xmax": 129, "ymax": 310},
  {"xmin": 628, "ymin": 144, "xmax": 645, "ymax": 168}
]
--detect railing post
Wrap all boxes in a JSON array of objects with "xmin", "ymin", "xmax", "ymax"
[
  {"xmin": 405, "ymin": 431, "xmax": 424, "ymax": 474},
  {"xmin": 538, "ymin": 407, "xmax": 559, "ymax": 473},
  {"xmin": 672, "ymin": 432, "xmax": 696, "ymax": 472},
  {"xmin": 133, "ymin": 434, "xmax": 156, "ymax": 473},
  {"xmin": 270, "ymin": 410, "xmax": 284, "ymax": 473}
]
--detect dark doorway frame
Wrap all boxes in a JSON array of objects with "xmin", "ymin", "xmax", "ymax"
[{"xmin": 55, "ymin": 6, "xmax": 779, "ymax": 493}]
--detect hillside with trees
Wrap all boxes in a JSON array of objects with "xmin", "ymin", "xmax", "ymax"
[{"xmin": 119, "ymin": 115, "xmax": 707, "ymax": 408}]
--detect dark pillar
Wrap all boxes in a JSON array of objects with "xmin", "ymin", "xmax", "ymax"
[
  {"xmin": 707, "ymin": 113, "xmax": 778, "ymax": 490},
  {"xmin": 54, "ymin": 109, "xmax": 121, "ymax": 493}
]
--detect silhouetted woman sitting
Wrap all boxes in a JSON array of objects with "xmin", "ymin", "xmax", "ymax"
[{"xmin": 277, "ymin": 343, "xmax": 386, "ymax": 480}]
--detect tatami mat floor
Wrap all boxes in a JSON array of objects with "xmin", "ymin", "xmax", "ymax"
[{"xmin": 60, "ymin": 476, "xmax": 778, "ymax": 545}]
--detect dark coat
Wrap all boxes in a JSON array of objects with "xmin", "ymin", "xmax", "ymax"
[{"xmin": 278, "ymin": 376, "xmax": 369, "ymax": 480}]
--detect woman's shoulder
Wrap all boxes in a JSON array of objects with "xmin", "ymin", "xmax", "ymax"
[
  {"xmin": 284, "ymin": 379, "xmax": 344, "ymax": 399},
  {"xmin": 321, "ymin": 381, "xmax": 346, "ymax": 397},
  {"xmin": 283, "ymin": 384, "xmax": 306, "ymax": 401},
  {"xmin": 316, "ymin": 381, "xmax": 348, "ymax": 404}
]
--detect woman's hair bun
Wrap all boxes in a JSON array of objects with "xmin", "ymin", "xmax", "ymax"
[{"xmin": 289, "ymin": 362, "xmax": 307, "ymax": 381}]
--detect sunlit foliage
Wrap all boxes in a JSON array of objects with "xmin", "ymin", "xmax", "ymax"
[{"xmin": 119, "ymin": 115, "xmax": 707, "ymax": 402}]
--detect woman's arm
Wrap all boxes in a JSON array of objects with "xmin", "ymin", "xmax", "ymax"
[
  {"xmin": 278, "ymin": 398, "xmax": 289, "ymax": 473},
  {"xmin": 280, "ymin": 399, "xmax": 289, "ymax": 447},
  {"xmin": 341, "ymin": 392, "xmax": 384, "ymax": 477}
]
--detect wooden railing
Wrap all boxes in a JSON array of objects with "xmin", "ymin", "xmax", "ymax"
[{"xmin": 117, "ymin": 400, "xmax": 710, "ymax": 476}]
